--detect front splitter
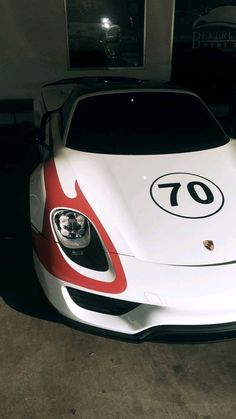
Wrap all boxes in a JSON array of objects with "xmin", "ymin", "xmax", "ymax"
[{"xmin": 59, "ymin": 315, "xmax": 236, "ymax": 344}]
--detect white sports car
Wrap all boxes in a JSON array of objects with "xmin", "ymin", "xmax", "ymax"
[{"xmin": 30, "ymin": 77, "xmax": 236, "ymax": 341}]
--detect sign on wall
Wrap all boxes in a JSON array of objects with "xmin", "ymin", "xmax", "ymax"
[
  {"xmin": 65, "ymin": 0, "xmax": 145, "ymax": 68},
  {"xmin": 172, "ymin": 1, "xmax": 236, "ymax": 101}
]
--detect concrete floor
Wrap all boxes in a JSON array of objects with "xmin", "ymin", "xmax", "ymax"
[{"xmin": 1, "ymin": 125, "xmax": 236, "ymax": 419}]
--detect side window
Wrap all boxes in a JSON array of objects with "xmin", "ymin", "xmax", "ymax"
[
  {"xmin": 61, "ymin": 109, "xmax": 68, "ymax": 135},
  {"xmin": 44, "ymin": 117, "xmax": 50, "ymax": 148},
  {"xmin": 58, "ymin": 110, "xmax": 64, "ymax": 137},
  {"xmin": 62, "ymin": 100, "xmax": 73, "ymax": 137},
  {"xmin": 38, "ymin": 116, "xmax": 51, "ymax": 161},
  {"xmin": 51, "ymin": 111, "xmax": 64, "ymax": 149}
]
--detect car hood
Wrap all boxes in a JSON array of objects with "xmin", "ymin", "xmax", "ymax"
[{"xmin": 55, "ymin": 141, "xmax": 236, "ymax": 265}]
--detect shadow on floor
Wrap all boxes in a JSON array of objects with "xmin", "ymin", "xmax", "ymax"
[{"xmin": 0, "ymin": 124, "xmax": 60, "ymax": 323}]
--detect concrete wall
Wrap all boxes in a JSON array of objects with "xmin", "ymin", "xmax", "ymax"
[{"xmin": 0, "ymin": 0, "xmax": 174, "ymax": 99}]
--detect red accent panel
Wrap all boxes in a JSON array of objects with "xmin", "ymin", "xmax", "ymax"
[{"xmin": 32, "ymin": 159, "xmax": 127, "ymax": 294}]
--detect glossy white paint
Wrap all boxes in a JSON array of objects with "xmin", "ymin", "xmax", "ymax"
[
  {"xmin": 54, "ymin": 141, "xmax": 236, "ymax": 266},
  {"xmin": 33, "ymin": 251, "xmax": 236, "ymax": 335},
  {"xmin": 30, "ymin": 85, "xmax": 236, "ymax": 336}
]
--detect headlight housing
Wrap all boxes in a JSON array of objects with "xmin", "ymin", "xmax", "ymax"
[
  {"xmin": 52, "ymin": 209, "xmax": 109, "ymax": 272},
  {"xmin": 53, "ymin": 210, "xmax": 90, "ymax": 249}
]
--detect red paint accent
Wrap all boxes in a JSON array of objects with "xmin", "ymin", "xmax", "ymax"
[{"xmin": 32, "ymin": 159, "xmax": 127, "ymax": 293}]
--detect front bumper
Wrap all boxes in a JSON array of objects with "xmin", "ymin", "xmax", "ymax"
[
  {"xmin": 60, "ymin": 317, "xmax": 236, "ymax": 343},
  {"xmin": 33, "ymin": 251, "xmax": 236, "ymax": 342}
]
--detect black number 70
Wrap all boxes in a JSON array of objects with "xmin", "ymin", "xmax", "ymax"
[{"xmin": 158, "ymin": 182, "xmax": 214, "ymax": 206}]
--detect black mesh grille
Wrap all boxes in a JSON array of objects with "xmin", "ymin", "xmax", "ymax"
[{"xmin": 67, "ymin": 287, "xmax": 140, "ymax": 315}]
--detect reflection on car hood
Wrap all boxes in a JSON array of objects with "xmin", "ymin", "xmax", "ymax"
[{"xmin": 54, "ymin": 141, "xmax": 236, "ymax": 266}]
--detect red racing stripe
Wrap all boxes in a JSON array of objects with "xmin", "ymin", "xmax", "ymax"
[{"xmin": 32, "ymin": 158, "xmax": 127, "ymax": 294}]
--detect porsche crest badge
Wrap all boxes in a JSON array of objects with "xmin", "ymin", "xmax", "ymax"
[{"xmin": 203, "ymin": 240, "xmax": 214, "ymax": 251}]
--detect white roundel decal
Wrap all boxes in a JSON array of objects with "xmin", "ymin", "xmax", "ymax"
[{"xmin": 150, "ymin": 172, "xmax": 224, "ymax": 219}]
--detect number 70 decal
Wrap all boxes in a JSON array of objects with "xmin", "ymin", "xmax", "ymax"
[
  {"xmin": 150, "ymin": 173, "xmax": 224, "ymax": 219},
  {"xmin": 158, "ymin": 181, "xmax": 214, "ymax": 207}
]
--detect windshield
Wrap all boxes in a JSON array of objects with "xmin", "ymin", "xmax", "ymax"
[{"xmin": 66, "ymin": 92, "xmax": 228, "ymax": 154}]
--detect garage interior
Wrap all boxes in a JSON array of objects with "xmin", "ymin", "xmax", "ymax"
[{"xmin": 1, "ymin": 1, "xmax": 236, "ymax": 418}]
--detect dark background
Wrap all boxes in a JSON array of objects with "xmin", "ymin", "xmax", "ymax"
[{"xmin": 172, "ymin": 0, "xmax": 236, "ymax": 103}]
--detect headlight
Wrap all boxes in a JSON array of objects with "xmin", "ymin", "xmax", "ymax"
[
  {"xmin": 52, "ymin": 209, "xmax": 109, "ymax": 272},
  {"xmin": 53, "ymin": 209, "xmax": 90, "ymax": 249}
]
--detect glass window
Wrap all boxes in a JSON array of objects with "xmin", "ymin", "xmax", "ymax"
[
  {"xmin": 172, "ymin": 1, "xmax": 236, "ymax": 102},
  {"xmin": 65, "ymin": 0, "xmax": 145, "ymax": 68},
  {"xmin": 66, "ymin": 92, "xmax": 228, "ymax": 154}
]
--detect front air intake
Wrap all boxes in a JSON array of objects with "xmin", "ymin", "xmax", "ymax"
[{"xmin": 67, "ymin": 287, "xmax": 140, "ymax": 315}]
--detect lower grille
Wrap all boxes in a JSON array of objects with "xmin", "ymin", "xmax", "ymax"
[{"xmin": 66, "ymin": 287, "xmax": 140, "ymax": 315}]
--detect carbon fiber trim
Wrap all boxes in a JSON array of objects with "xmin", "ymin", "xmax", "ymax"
[{"xmin": 60, "ymin": 315, "xmax": 236, "ymax": 344}]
